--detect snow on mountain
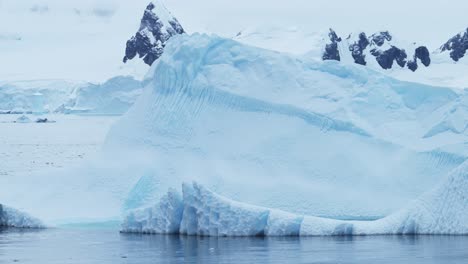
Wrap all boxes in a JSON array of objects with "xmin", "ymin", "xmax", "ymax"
[
  {"xmin": 439, "ymin": 28, "xmax": 468, "ymax": 62},
  {"xmin": 103, "ymin": 34, "xmax": 466, "ymax": 220},
  {"xmin": 323, "ymin": 29, "xmax": 431, "ymax": 72},
  {"xmin": 2, "ymin": 0, "xmax": 468, "ymax": 83},
  {"xmin": 123, "ymin": 1, "xmax": 185, "ymax": 66},
  {"xmin": 122, "ymin": 160, "xmax": 468, "ymax": 236},
  {"xmin": 0, "ymin": 76, "xmax": 142, "ymax": 115},
  {"xmin": 232, "ymin": 27, "xmax": 468, "ymax": 89},
  {"xmin": 0, "ymin": 204, "xmax": 43, "ymax": 228},
  {"xmin": 233, "ymin": 26, "xmax": 325, "ymax": 56}
]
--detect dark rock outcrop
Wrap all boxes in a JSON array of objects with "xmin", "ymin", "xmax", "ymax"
[
  {"xmin": 407, "ymin": 60, "xmax": 418, "ymax": 71},
  {"xmin": 322, "ymin": 30, "xmax": 436, "ymax": 72},
  {"xmin": 440, "ymin": 28, "xmax": 468, "ymax": 62},
  {"xmin": 370, "ymin": 46, "xmax": 407, "ymax": 69},
  {"xmin": 123, "ymin": 2, "xmax": 185, "ymax": 66},
  {"xmin": 323, "ymin": 29, "xmax": 342, "ymax": 61},
  {"xmin": 348, "ymin": 32, "xmax": 369, "ymax": 65},
  {"xmin": 415, "ymin": 46, "xmax": 431, "ymax": 66},
  {"xmin": 370, "ymin": 31, "xmax": 392, "ymax": 47},
  {"xmin": 407, "ymin": 46, "xmax": 431, "ymax": 72}
]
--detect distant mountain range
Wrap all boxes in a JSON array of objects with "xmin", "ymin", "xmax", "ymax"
[
  {"xmin": 323, "ymin": 28, "xmax": 468, "ymax": 72},
  {"xmin": 125, "ymin": 1, "xmax": 467, "ymax": 82}
]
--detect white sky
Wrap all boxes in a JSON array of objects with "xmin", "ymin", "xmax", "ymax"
[
  {"xmin": 0, "ymin": 0, "xmax": 466, "ymax": 81},
  {"xmin": 165, "ymin": 0, "xmax": 468, "ymax": 44}
]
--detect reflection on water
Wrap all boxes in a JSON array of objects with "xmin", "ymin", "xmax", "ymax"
[{"xmin": 0, "ymin": 228, "xmax": 467, "ymax": 263}]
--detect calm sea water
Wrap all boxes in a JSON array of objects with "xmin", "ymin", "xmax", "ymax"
[{"xmin": 0, "ymin": 228, "xmax": 467, "ymax": 264}]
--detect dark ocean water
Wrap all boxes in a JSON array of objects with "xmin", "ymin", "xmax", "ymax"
[{"xmin": 0, "ymin": 228, "xmax": 467, "ymax": 263}]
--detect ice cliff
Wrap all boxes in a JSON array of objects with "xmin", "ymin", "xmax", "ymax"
[
  {"xmin": 122, "ymin": 161, "xmax": 468, "ymax": 236},
  {"xmin": 0, "ymin": 204, "xmax": 43, "ymax": 228},
  {"xmin": 0, "ymin": 76, "xmax": 142, "ymax": 115}
]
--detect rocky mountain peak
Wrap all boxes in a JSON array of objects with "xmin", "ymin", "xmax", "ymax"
[
  {"xmin": 323, "ymin": 29, "xmax": 431, "ymax": 72},
  {"xmin": 123, "ymin": 1, "xmax": 185, "ymax": 66},
  {"xmin": 440, "ymin": 28, "xmax": 468, "ymax": 62}
]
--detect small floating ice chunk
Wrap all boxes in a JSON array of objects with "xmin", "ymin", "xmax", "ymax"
[{"xmin": 14, "ymin": 115, "xmax": 31, "ymax": 123}]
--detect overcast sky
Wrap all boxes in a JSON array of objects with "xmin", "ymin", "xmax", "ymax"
[
  {"xmin": 2, "ymin": 0, "xmax": 466, "ymax": 42},
  {"xmin": 0, "ymin": 0, "xmax": 466, "ymax": 81}
]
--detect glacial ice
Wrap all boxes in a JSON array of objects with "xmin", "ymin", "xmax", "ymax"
[
  {"xmin": 0, "ymin": 76, "xmax": 142, "ymax": 115},
  {"xmin": 106, "ymin": 33, "xmax": 466, "ymax": 219},
  {"xmin": 0, "ymin": 204, "xmax": 43, "ymax": 228},
  {"xmin": 2, "ymin": 34, "xmax": 466, "ymax": 225},
  {"xmin": 122, "ymin": 160, "xmax": 468, "ymax": 236},
  {"xmin": 57, "ymin": 76, "xmax": 143, "ymax": 115}
]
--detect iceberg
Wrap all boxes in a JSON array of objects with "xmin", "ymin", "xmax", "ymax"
[
  {"xmin": 0, "ymin": 204, "xmax": 43, "ymax": 228},
  {"xmin": 106, "ymin": 33, "xmax": 466, "ymax": 219},
  {"xmin": 3, "ymin": 34, "xmax": 465, "ymax": 225},
  {"xmin": 14, "ymin": 115, "xmax": 32, "ymax": 123},
  {"xmin": 122, "ymin": 161, "xmax": 468, "ymax": 236}
]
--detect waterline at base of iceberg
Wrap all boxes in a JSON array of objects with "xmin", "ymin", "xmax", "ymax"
[{"xmin": 122, "ymin": 161, "xmax": 468, "ymax": 236}]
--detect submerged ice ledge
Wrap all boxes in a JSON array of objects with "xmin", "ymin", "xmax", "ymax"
[
  {"xmin": 122, "ymin": 161, "xmax": 468, "ymax": 236},
  {"xmin": 0, "ymin": 204, "xmax": 44, "ymax": 229}
]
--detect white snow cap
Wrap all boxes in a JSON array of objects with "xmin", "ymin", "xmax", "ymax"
[{"xmin": 148, "ymin": 1, "xmax": 178, "ymax": 29}]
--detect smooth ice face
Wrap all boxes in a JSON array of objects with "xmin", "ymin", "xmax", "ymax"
[
  {"xmin": 0, "ymin": 204, "xmax": 43, "ymax": 228},
  {"xmin": 122, "ymin": 161, "xmax": 468, "ymax": 236}
]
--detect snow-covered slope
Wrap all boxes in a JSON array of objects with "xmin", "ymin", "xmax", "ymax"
[
  {"xmin": 233, "ymin": 26, "xmax": 326, "ymax": 57},
  {"xmin": 0, "ymin": 204, "xmax": 43, "ymax": 228},
  {"xmin": 234, "ymin": 27, "xmax": 468, "ymax": 89},
  {"xmin": 0, "ymin": 76, "xmax": 142, "ymax": 115},
  {"xmin": 439, "ymin": 28, "xmax": 468, "ymax": 62},
  {"xmin": 122, "ymin": 160, "xmax": 468, "ymax": 236},
  {"xmin": 104, "ymin": 34, "xmax": 466, "ymax": 219}
]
